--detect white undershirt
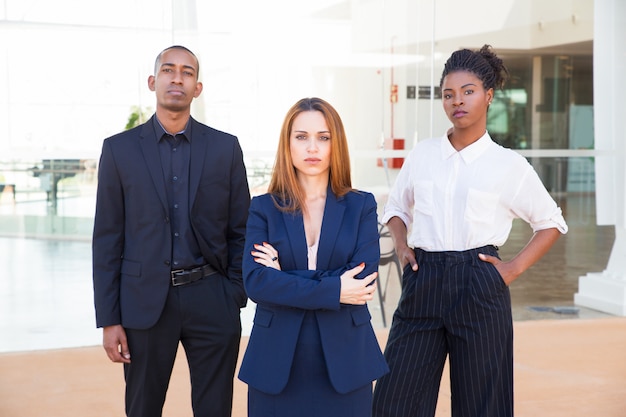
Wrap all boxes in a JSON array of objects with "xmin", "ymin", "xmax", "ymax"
[{"xmin": 307, "ymin": 239, "xmax": 319, "ymax": 270}]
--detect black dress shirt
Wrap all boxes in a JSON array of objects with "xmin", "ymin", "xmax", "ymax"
[{"xmin": 154, "ymin": 117, "xmax": 205, "ymax": 270}]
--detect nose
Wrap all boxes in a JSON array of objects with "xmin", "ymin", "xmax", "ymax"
[
  {"xmin": 453, "ymin": 95, "xmax": 464, "ymax": 106},
  {"xmin": 306, "ymin": 139, "xmax": 318, "ymax": 152},
  {"xmin": 171, "ymin": 69, "xmax": 183, "ymax": 84}
]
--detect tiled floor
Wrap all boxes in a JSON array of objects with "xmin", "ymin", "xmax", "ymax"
[{"xmin": 0, "ymin": 193, "xmax": 616, "ymax": 353}]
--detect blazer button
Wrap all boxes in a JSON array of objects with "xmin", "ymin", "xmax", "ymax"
[
  {"xmin": 164, "ymin": 260, "xmax": 171, "ymax": 266},
  {"xmin": 165, "ymin": 217, "xmax": 170, "ymax": 223}
]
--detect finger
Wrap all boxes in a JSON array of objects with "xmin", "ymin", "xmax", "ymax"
[
  {"xmin": 352, "ymin": 262, "xmax": 366, "ymax": 274},
  {"xmin": 363, "ymin": 271, "xmax": 378, "ymax": 285},
  {"xmin": 478, "ymin": 253, "xmax": 497, "ymax": 264},
  {"xmin": 253, "ymin": 257, "xmax": 269, "ymax": 266},
  {"xmin": 252, "ymin": 250, "xmax": 277, "ymax": 264},
  {"xmin": 405, "ymin": 253, "xmax": 418, "ymax": 271},
  {"xmin": 261, "ymin": 242, "xmax": 278, "ymax": 256},
  {"xmin": 251, "ymin": 250, "xmax": 269, "ymax": 259},
  {"xmin": 255, "ymin": 244, "xmax": 279, "ymax": 261},
  {"xmin": 253, "ymin": 245, "xmax": 271, "ymax": 256},
  {"xmin": 105, "ymin": 346, "xmax": 122, "ymax": 362},
  {"xmin": 363, "ymin": 285, "xmax": 376, "ymax": 300},
  {"xmin": 120, "ymin": 340, "xmax": 131, "ymax": 361},
  {"xmin": 104, "ymin": 346, "xmax": 116, "ymax": 362}
]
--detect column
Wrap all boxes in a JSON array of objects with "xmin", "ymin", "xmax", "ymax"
[{"xmin": 574, "ymin": 0, "xmax": 626, "ymax": 316}]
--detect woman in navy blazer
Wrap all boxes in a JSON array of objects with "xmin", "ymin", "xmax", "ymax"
[{"xmin": 238, "ymin": 97, "xmax": 389, "ymax": 416}]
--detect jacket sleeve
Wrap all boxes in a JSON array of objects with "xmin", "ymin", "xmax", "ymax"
[
  {"xmin": 242, "ymin": 197, "xmax": 342, "ymax": 310},
  {"xmin": 92, "ymin": 139, "xmax": 124, "ymax": 328},
  {"xmin": 226, "ymin": 138, "xmax": 251, "ymax": 308},
  {"xmin": 242, "ymin": 192, "xmax": 380, "ymax": 310}
]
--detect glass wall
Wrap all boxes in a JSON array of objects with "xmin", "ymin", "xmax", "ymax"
[{"xmin": 0, "ymin": 0, "xmax": 598, "ymax": 239}]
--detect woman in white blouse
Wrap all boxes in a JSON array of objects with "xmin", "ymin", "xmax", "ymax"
[{"xmin": 372, "ymin": 45, "xmax": 568, "ymax": 417}]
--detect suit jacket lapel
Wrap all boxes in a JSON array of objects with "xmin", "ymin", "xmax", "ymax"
[
  {"xmin": 281, "ymin": 190, "xmax": 345, "ymax": 271},
  {"xmin": 283, "ymin": 210, "xmax": 308, "ymax": 271},
  {"xmin": 139, "ymin": 118, "xmax": 169, "ymax": 212},
  {"xmin": 316, "ymin": 191, "xmax": 345, "ymax": 270},
  {"xmin": 188, "ymin": 118, "xmax": 207, "ymax": 205}
]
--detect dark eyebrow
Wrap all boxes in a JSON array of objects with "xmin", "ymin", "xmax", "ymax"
[
  {"xmin": 293, "ymin": 130, "xmax": 330, "ymax": 135},
  {"xmin": 161, "ymin": 62, "xmax": 197, "ymax": 73},
  {"xmin": 443, "ymin": 83, "xmax": 478, "ymax": 92}
]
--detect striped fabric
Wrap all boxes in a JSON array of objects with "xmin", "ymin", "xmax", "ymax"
[{"xmin": 372, "ymin": 245, "xmax": 513, "ymax": 417}]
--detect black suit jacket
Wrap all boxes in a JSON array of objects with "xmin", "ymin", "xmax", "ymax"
[{"xmin": 92, "ymin": 115, "xmax": 250, "ymax": 329}]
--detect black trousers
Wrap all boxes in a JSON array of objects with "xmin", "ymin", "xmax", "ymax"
[
  {"xmin": 124, "ymin": 275, "xmax": 242, "ymax": 417},
  {"xmin": 372, "ymin": 246, "xmax": 513, "ymax": 417}
]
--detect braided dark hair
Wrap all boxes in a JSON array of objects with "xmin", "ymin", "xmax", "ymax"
[{"xmin": 439, "ymin": 44, "xmax": 509, "ymax": 91}]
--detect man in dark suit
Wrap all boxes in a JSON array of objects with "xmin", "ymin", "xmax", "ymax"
[{"xmin": 92, "ymin": 45, "xmax": 250, "ymax": 417}]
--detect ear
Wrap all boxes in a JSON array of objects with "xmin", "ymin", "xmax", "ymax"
[
  {"xmin": 194, "ymin": 81, "xmax": 203, "ymax": 98},
  {"xmin": 486, "ymin": 87, "xmax": 494, "ymax": 105},
  {"xmin": 148, "ymin": 75, "xmax": 156, "ymax": 92}
]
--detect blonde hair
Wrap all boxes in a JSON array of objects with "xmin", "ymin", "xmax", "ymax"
[{"xmin": 268, "ymin": 97, "xmax": 352, "ymax": 213}]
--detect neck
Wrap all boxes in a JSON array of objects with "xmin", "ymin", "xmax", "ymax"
[
  {"xmin": 448, "ymin": 126, "xmax": 486, "ymax": 151},
  {"xmin": 298, "ymin": 173, "xmax": 329, "ymax": 200},
  {"xmin": 156, "ymin": 108, "xmax": 191, "ymax": 134}
]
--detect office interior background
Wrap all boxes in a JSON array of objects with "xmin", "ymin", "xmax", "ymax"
[{"xmin": 1, "ymin": 0, "xmax": 625, "ymax": 348}]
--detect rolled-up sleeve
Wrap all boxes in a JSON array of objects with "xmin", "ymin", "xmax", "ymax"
[{"xmin": 511, "ymin": 166, "xmax": 568, "ymax": 234}]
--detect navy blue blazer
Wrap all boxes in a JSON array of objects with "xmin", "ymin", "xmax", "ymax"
[
  {"xmin": 92, "ymin": 115, "xmax": 250, "ymax": 329},
  {"xmin": 238, "ymin": 190, "xmax": 389, "ymax": 394}
]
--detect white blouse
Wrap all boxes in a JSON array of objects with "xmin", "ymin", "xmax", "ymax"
[
  {"xmin": 307, "ymin": 239, "xmax": 319, "ymax": 270},
  {"xmin": 382, "ymin": 131, "xmax": 568, "ymax": 252}
]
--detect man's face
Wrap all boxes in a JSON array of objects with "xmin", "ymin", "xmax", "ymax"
[{"xmin": 148, "ymin": 48, "xmax": 202, "ymax": 112}]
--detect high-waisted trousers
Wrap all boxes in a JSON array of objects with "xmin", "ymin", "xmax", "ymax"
[{"xmin": 372, "ymin": 245, "xmax": 513, "ymax": 417}]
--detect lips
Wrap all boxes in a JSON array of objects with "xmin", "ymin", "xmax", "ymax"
[{"xmin": 453, "ymin": 110, "xmax": 467, "ymax": 117}]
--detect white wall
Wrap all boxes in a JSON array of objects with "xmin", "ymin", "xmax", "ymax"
[{"xmin": 0, "ymin": 0, "xmax": 595, "ymax": 191}]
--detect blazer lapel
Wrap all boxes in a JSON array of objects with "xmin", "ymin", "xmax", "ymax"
[
  {"xmin": 283, "ymin": 210, "xmax": 309, "ymax": 271},
  {"xmin": 188, "ymin": 118, "xmax": 207, "ymax": 205},
  {"xmin": 139, "ymin": 119, "xmax": 169, "ymax": 212},
  {"xmin": 316, "ymin": 191, "xmax": 345, "ymax": 270}
]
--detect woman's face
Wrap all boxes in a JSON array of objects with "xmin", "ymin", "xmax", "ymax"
[
  {"xmin": 441, "ymin": 70, "xmax": 493, "ymax": 130},
  {"xmin": 289, "ymin": 110, "xmax": 331, "ymax": 179}
]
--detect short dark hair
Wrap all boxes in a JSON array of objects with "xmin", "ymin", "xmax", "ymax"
[
  {"xmin": 439, "ymin": 44, "xmax": 509, "ymax": 91},
  {"xmin": 154, "ymin": 45, "xmax": 200, "ymax": 78}
]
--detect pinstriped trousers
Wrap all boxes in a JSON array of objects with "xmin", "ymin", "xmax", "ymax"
[{"xmin": 372, "ymin": 246, "xmax": 513, "ymax": 417}]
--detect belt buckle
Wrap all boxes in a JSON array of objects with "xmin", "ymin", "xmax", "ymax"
[
  {"xmin": 171, "ymin": 269, "xmax": 186, "ymax": 286},
  {"xmin": 171, "ymin": 269, "xmax": 184, "ymax": 279}
]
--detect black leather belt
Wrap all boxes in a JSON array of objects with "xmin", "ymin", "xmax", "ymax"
[{"xmin": 171, "ymin": 264, "xmax": 217, "ymax": 286}]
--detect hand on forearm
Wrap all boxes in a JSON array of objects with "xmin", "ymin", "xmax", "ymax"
[{"xmin": 339, "ymin": 263, "xmax": 378, "ymax": 305}]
